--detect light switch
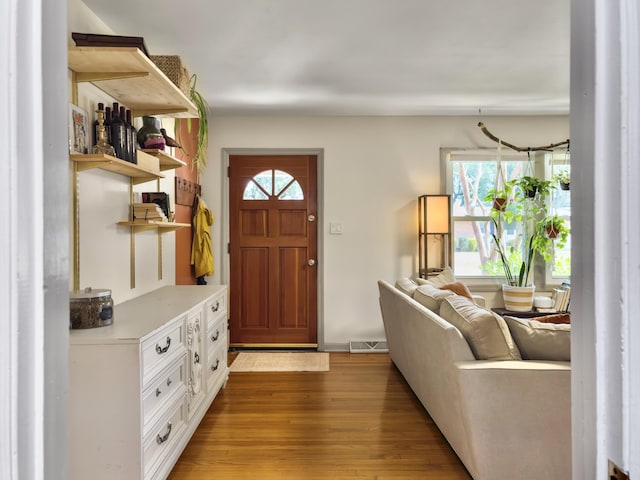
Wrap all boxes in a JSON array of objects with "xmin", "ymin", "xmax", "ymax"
[{"xmin": 329, "ymin": 222, "xmax": 343, "ymax": 235}]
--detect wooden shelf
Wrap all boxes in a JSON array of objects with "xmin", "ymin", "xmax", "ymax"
[
  {"xmin": 68, "ymin": 47, "xmax": 198, "ymax": 118},
  {"xmin": 117, "ymin": 221, "xmax": 190, "ymax": 233},
  {"xmin": 70, "ymin": 153, "xmax": 164, "ymax": 184},
  {"xmin": 141, "ymin": 149, "xmax": 187, "ymax": 171}
]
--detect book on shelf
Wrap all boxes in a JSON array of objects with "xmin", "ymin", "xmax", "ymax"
[
  {"xmin": 141, "ymin": 192, "xmax": 171, "ymax": 221},
  {"xmin": 132, "ymin": 202, "xmax": 168, "ymax": 222},
  {"xmin": 552, "ymin": 283, "xmax": 571, "ymax": 312},
  {"xmin": 536, "ymin": 307, "xmax": 558, "ymax": 313}
]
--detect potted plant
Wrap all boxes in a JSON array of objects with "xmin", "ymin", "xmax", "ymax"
[
  {"xmin": 537, "ymin": 215, "xmax": 569, "ymax": 243},
  {"xmin": 554, "ymin": 169, "xmax": 570, "ymax": 190},
  {"xmin": 488, "ymin": 176, "xmax": 569, "ymax": 311},
  {"xmin": 176, "ymin": 74, "xmax": 210, "ymax": 175},
  {"xmin": 485, "ymin": 179, "xmax": 519, "ymax": 214},
  {"xmin": 517, "ymin": 176, "xmax": 555, "ymax": 199}
]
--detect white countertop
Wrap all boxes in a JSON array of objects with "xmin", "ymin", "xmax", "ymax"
[{"xmin": 70, "ymin": 285, "xmax": 226, "ymax": 345}]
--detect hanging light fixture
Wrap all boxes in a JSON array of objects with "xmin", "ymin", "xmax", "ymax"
[{"xmin": 418, "ymin": 195, "xmax": 452, "ymax": 278}]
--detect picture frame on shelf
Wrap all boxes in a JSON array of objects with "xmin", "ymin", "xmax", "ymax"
[{"xmin": 69, "ymin": 103, "xmax": 89, "ymax": 154}]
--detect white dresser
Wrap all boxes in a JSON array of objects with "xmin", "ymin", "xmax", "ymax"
[{"xmin": 68, "ymin": 285, "xmax": 228, "ymax": 480}]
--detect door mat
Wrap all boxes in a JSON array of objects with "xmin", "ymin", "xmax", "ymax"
[{"xmin": 229, "ymin": 352, "xmax": 330, "ymax": 372}]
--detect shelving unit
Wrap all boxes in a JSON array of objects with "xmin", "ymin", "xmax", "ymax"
[
  {"xmin": 70, "ymin": 153, "xmax": 164, "ymax": 184},
  {"xmin": 69, "ymin": 46, "xmax": 198, "ymax": 290},
  {"xmin": 117, "ymin": 220, "xmax": 191, "ymax": 233},
  {"xmin": 141, "ymin": 149, "xmax": 187, "ymax": 171},
  {"xmin": 68, "ymin": 47, "xmax": 198, "ymax": 117}
]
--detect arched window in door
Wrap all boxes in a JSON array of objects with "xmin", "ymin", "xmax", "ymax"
[{"xmin": 243, "ymin": 169, "xmax": 304, "ymax": 200}]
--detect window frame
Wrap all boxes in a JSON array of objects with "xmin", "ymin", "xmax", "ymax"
[{"xmin": 441, "ymin": 147, "xmax": 570, "ymax": 290}]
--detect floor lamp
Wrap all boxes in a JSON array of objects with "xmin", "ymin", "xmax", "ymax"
[{"xmin": 418, "ymin": 194, "xmax": 452, "ymax": 278}]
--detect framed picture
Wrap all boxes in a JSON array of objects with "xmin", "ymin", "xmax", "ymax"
[{"xmin": 69, "ymin": 104, "xmax": 90, "ymax": 154}]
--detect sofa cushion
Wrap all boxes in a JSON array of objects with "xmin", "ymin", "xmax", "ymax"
[
  {"xmin": 439, "ymin": 281, "xmax": 473, "ymax": 300},
  {"xmin": 440, "ymin": 296, "xmax": 522, "ymax": 361},
  {"xmin": 504, "ymin": 316, "xmax": 571, "ymax": 361},
  {"xmin": 415, "ymin": 266, "xmax": 456, "ymax": 288},
  {"xmin": 395, "ymin": 277, "xmax": 419, "ymax": 296},
  {"xmin": 413, "ymin": 283, "xmax": 454, "ymax": 312}
]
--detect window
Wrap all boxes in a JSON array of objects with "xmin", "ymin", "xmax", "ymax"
[
  {"xmin": 442, "ymin": 148, "xmax": 570, "ymax": 286},
  {"xmin": 243, "ymin": 169, "xmax": 304, "ymax": 200},
  {"xmin": 546, "ymin": 154, "xmax": 571, "ymax": 281}
]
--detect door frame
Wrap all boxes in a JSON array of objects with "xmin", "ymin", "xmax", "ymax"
[{"xmin": 222, "ymin": 148, "xmax": 325, "ymax": 350}]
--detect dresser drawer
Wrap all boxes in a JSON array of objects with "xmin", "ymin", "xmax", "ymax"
[
  {"xmin": 205, "ymin": 292, "xmax": 227, "ymax": 324},
  {"xmin": 206, "ymin": 315, "xmax": 227, "ymax": 353},
  {"xmin": 143, "ymin": 395, "xmax": 188, "ymax": 478},
  {"xmin": 141, "ymin": 318, "xmax": 186, "ymax": 387},
  {"xmin": 142, "ymin": 357, "xmax": 187, "ymax": 434},
  {"xmin": 206, "ymin": 341, "xmax": 227, "ymax": 392}
]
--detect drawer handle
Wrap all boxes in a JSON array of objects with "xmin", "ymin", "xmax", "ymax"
[
  {"xmin": 166, "ymin": 378, "xmax": 172, "ymax": 387},
  {"xmin": 211, "ymin": 359, "xmax": 220, "ymax": 372},
  {"xmin": 155, "ymin": 388, "xmax": 162, "ymax": 398},
  {"xmin": 194, "ymin": 352, "xmax": 200, "ymax": 364},
  {"xmin": 156, "ymin": 422, "xmax": 172, "ymax": 445},
  {"xmin": 211, "ymin": 330, "xmax": 220, "ymax": 342},
  {"xmin": 155, "ymin": 337, "xmax": 171, "ymax": 355},
  {"xmin": 211, "ymin": 301, "xmax": 220, "ymax": 313}
]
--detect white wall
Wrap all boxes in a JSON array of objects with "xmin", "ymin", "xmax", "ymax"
[{"xmin": 203, "ymin": 115, "xmax": 569, "ymax": 348}]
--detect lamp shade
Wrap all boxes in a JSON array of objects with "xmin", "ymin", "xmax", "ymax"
[
  {"xmin": 425, "ymin": 196, "xmax": 450, "ymax": 234},
  {"xmin": 418, "ymin": 194, "xmax": 452, "ymax": 278}
]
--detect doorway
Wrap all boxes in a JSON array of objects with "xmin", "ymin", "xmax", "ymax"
[{"xmin": 228, "ymin": 154, "xmax": 318, "ymax": 347}]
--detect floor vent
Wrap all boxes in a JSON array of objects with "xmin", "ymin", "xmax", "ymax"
[{"xmin": 349, "ymin": 340, "xmax": 389, "ymax": 353}]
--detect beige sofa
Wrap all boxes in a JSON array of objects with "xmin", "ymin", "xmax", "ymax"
[{"xmin": 378, "ymin": 276, "xmax": 571, "ymax": 480}]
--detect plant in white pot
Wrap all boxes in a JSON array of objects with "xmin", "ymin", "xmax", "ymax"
[{"xmin": 485, "ymin": 177, "xmax": 565, "ymax": 311}]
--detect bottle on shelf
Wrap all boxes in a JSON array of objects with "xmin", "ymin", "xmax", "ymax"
[
  {"xmin": 92, "ymin": 102, "xmax": 103, "ymax": 148},
  {"xmin": 110, "ymin": 102, "xmax": 126, "ymax": 161},
  {"xmin": 126, "ymin": 109, "xmax": 137, "ymax": 164},
  {"xmin": 103, "ymin": 106, "xmax": 112, "ymax": 146},
  {"xmin": 119, "ymin": 106, "xmax": 132, "ymax": 162}
]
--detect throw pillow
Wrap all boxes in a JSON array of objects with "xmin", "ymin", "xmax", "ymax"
[
  {"xmin": 415, "ymin": 266, "xmax": 456, "ymax": 288},
  {"xmin": 534, "ymin": 313, "xmax": 571, "ymax": 325},
  {"xmin": 504, "ymin": 316, "xmax": 571, "ymax": 361},
  {"xmin": 413, "ymin": 283, "xmax": 454, "ymax": 312},
  {"xmin": 439, "ymin": 281, "xmax": 473, "ymax": 300},
  {"xmin": 395, "ymin": 277, "xmax": 419, "ymax": 297},
  {"xmin": 440, "ymin": 295, "xmax": 522, "ymax": 361}
]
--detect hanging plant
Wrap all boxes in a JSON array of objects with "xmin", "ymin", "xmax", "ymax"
[
  {"xmin": 554, "ymin": 170, "xmax": 570, "ymax": 190},
  {"xmin": 178, "ymin": 74, "xmax": 209, "ymax": 174},
  {"xmin": 485, "ymin": 179, "xmax": 520, "ymax": 221},
  {"xmin": 540, "ymin": 215, "xmax": 568, "ymax": 240},
  {"xmin": 517, "ymin": 176, "xmax": 554, "ymax": 199}
]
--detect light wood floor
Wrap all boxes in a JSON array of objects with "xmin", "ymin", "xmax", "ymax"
[{"xmin": 167, "ymin": 353, "xmax": 472, "ymax": 480}]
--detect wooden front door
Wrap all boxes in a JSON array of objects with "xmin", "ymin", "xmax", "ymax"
[{"xmin": 229, "ymin": 155, "xmax": 317, "ymax": 346}]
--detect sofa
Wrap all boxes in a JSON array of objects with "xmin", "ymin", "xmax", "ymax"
[{"xmin": 378, "ymin": 270, "xmax": 571, "ymax": 480}]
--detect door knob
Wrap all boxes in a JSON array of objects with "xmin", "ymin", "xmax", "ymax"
[
  {"xmin": 307, "ymin": 259, "xmax": 316, "ymax": 267},
  {"xmin": 308, "ymin": 214, "xmax": 316, "ymax": 222}
]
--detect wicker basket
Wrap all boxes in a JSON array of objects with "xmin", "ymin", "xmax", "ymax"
[{"xmin": 150, "ymin": 55, "xmax": 191, "ymax": 97}]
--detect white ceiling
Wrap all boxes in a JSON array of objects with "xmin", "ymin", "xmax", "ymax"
[{"xmin": 80, "ymin": 0, "xmax": 570, "ymax": 116}]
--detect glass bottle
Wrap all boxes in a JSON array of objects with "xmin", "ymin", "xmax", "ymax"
[
  {"xmin": 103, "ymin": 106, "xmax": 112, "ymax": 146},
  {"xmin": 92, "ymin": 102, "xmax": 103, "ymax": 148},
  {"xmin": 126, "ymin": 109, "xmax": 137, "ymax": 164},
  {"xmin": 119, "ymin": 106, "xmax": 131, "ymax": 162},
  {"xmin": 110, "ymin": 102, "xmax": 126, "ymax": 160}
]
